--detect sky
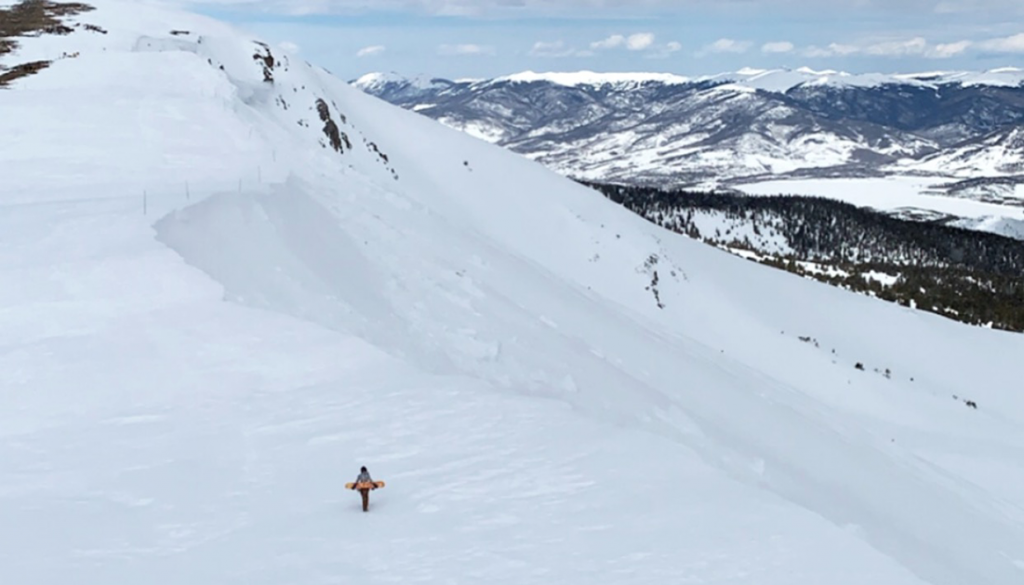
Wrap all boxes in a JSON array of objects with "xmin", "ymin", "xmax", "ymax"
[{"xmin": 184, "ymin": 0, "xmax": 1024, "ymax": 81}]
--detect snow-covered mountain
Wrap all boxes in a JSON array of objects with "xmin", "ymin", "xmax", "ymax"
[
  {"xmin": 4, "ymin": 3, "xmax": 1024, "ymax": 585},
  {"xmin": 353, "ymin": 68, "xmax": 1024, "ymax": 186},
  {"xmin": 905, "ymin": 126, "xmax": 1024, "ymax": 176}
]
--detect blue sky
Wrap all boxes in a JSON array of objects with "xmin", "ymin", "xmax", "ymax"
[{"xmin": 188, "ymin": 1, "xmax": 1024, "ymax": 80}]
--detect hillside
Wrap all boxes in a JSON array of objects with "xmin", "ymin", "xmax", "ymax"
[
  {"xmin": 3, "ymin": 3, "xmax": 1024, "ymax": 585},
  {"xmin": 585, "ymin": 181, "xmax": 1024, "ymax": 331}
]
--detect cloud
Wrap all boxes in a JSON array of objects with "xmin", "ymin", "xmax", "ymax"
[
  {"xmin": 977, "ymin": 33, "xmax": 1024, "ymax": 53},
  {"xmin": 529, "ymin": 40, "xmax": 592, "ymax": 58},
  {"xmin": 761, "ymin": 41, "xmax": 794, "ymax": 54},
  {"xmin": 863, "ymin": 36, "xmax": 928, "ymax": 56},
  {"xmin": 591, "ymin": 34, "xmax": 625, "ymax": 50},
  {"xmin": 437, "ymin": 43, "xmax": 495, "ymax": 56},
  {"xmin": 700, "ymin": 38, "xmax": 753, "ymax": 55},
  {"xmin": 646, "ymin": 40, "xmax": 682, "ymax": 59},
  {"xmin": 801, "ymin": 35, "xmax": 998, "ymax": 59},
  {"xmin": 590, "ymin": 33, "xmax": 656, "ymax": 52},
  {"xmin": 929, "ymin": 40, "xmax": 972, "ymax": 57},
  {"xmin": 824, "ymin": 43, "xmax": 859, "ymax": 56},
  {"xmin": 626, "ymin": 33, "xmax": 656, "ymax": 51},
  {"xmin": 802, "ymin": 41, "xmax": 885, "ymax": 57},
  {"xmin": 356, "ymin": 44, "xmax": 386, "ymax": 57}
]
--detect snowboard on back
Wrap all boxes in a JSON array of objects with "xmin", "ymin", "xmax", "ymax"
[{"xmin": 346, "ymin": 480, "xmax": 385, "ymax": 490}]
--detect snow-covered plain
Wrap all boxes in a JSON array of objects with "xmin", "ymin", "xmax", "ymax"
[
  {"xmin": 737, "ymin": 177, "xmax": 1024, "ymax": 238},
  {"xmin": 3, "ymin": 2, "xmax": 1024, "ymax": 585}
]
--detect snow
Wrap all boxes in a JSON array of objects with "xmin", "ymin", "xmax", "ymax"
[
  {"xmin": 864, "ymin": 270, "xmax": 899, "ymax": 287},
  {"xmin": 353, "ymin": 71, "xmax": 409, "ymax": 87},
  {"xmin": 439, "ymin": 118, "xmax": 506, "ymax": 143},
  {"xmin": 799, "ymin": 261, "xmax": 852, "ymax": 279},
  {"xmin": 924, "ymin": 67, "xmax": 1024, "ymax": 87},
  {"xmin": 738, "ymin": 177, "xmax": 1024, "ymax": 226},
  {"xmin": 494, "ymin": 70, "xmax": 691, "ymax": 87},
  {"xmin": 3, "ymin": 3, "xmax": 1024, "ymax": 585},
  {"xmin": 663, "ymin": 208, "xmax": 795, "ymax": 257},
  {"xmin": 351, "ymin": 71, "xmax": 447, "ymax": 93},
  {"xmin": 950, "ymin": 216, "xmax": 1024, "ymax": 240},
  {"xmin": 704, "ymin": 66, "xmax": 1024, "ymax": 92},
  {"xmin": 901, "ymin": 127, "xmax": 1024, "ymax": 177},
  {"xmin": 471, "ymin": 67, "xmax": 1024, "ymax": 94}
]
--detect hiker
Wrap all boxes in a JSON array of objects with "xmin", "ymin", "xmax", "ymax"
[{"xmin": 350, "ymin": 466, "xmax": 376, "ymax": 512}]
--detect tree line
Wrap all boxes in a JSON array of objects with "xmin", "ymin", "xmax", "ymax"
[{"xmin": 582, "ymin": 181, "xmax": 1024, "ymax": 333}]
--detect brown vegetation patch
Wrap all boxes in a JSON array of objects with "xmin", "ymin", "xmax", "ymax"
[
  {"xmin": 1, "ymin": 1, "xmax": 94, "ymax": 86},
  {"xmin": 1, "ymin": 1, "xmax": 94, "ymax": 52},
  {"xmin": 0, "ymin": 58, "xmax": 51, "ymax": 85}
]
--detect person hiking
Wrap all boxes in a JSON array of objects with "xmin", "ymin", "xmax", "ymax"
[{"xmin": 350, "ymin": 466, "xmax": 377, "ymax": 512}]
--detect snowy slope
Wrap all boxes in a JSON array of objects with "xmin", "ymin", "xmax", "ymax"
[
  {"xmin": 3, "ymin": 3, "xmax": 1024, "ymax": 585},
  {"xmin": 900, "ymin": 126, "xmax": 1024, "ymax": 176}
]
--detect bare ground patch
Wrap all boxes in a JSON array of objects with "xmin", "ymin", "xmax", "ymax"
[{"xmin": 0, "ymin": 0, "xmax": 95, "ymax": 87}]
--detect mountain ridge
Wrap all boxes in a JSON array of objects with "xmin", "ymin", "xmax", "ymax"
[
  {"xmin": 353, "ymin": 68, "xmax": 1024, "ymax": 191},
  {"xmin": 354, "ymin": 66, "xmax": 1024, "ymax": 93}
]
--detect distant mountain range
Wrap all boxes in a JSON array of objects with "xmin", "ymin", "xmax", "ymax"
[{"xmin": 353, "ymin": 68, "xmax": 1024, "ymax": 189}]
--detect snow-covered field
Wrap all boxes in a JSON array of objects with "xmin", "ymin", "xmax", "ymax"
[
  {"xmin": 738, "ymin": 177, "xmax": 1024, "ymax": 218},
  {"xmin": 3, "ymin": 2, "xmax": 1024, "ymax": 585},
  {"xmin": 738, "ymin": 177, "xmax": 1024, "ymax": 238}
]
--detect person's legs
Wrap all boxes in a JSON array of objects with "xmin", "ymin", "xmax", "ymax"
[{"xmin": 360, "ymin": 488, "xmax": 369, "ymax": 512}]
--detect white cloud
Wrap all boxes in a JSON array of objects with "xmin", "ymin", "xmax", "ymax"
[
  {"xmin": 590, "ymin": 33, "xmax": 656, "ymax": 52},
  {"xmin": 801, "ymin": 42, "xmax": 862, "ymax": 57},
  {"xmin": 356, "ymin": 44, "xmax": 386, "ymax": 57},
  {"xmin": 826, "ymin": 43, "xmax": 860, "ymax": 56},
  {"xmin": 700, "ymin": 38, "xmax": 753, "ymax": 55},
  {"xmin": 761, "ymin": 41, "xmax": 794, "ymax": 54},
  {"xmin": 529, "ymin": 40, "xmax": 592, "ymax": 58},
  {"xmin": 801, "ymin": 36, "xmax": 987, "ymax": 59},
  {"xmin": 626, "ymin": 33, "xmax": 656, "ymax": 51},
  {"xmin": 863, "ymin": 37, "xmax": 928, "ymax": 56},
  {"xmin": 928, "ymin": 40, "xmax": 972, "ymax": 58},
  {"xmin": 645, "ymin": 40, "xmax": 683, "ymax": 59},
  {"xmin": 279, "ymin": 41, "xmax": 301, "ymax": 54},
  {"xmin": 591, "ymin": 34, "xmax": 626, "ymax": 50},
  {"xmin": 977, "ymin": 33, "xmax": 1024, "ymax": 53},
  {"xmin": 437, "ymin": 43, "xmax": 495, "ymax": 56}
]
